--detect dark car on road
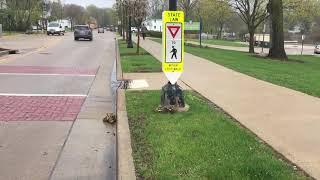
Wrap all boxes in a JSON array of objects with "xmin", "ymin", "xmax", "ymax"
[{"xmin": 74, "ymin": 25, "xmax": 93, "ymax": 41}]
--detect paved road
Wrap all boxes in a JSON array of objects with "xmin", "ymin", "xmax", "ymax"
[{"xmin": 0, "ymin": 31, "xmax": 116, "ymax": 180}]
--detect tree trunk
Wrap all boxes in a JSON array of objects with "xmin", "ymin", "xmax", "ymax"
[
  {"xmin": 137, "ymin": 27, "xmax": 140, "ymax": 54},
  {"xmin": 218, "ymin": 22, "xmax": 223, "ymax": 39},
  {"xmin": 268, "ymin": 0, "xmax": 287, "ymax": 60},
  {"xmin": 249, "ymin": 30, "xmax": 255, "ymax": 53}
]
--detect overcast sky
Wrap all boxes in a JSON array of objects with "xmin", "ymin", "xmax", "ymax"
[{"xmin": 64, "ymin": 0, "xmax": 115, "ymax": 8}]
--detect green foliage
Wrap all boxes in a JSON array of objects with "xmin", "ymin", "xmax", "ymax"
[
  {"xmin": 0, "ymin": 0, "xmax": 42, "ymax": 31},
  {"xmin": 284, "ymin": 0, "xmax": 320, "ymax": 33},
  {"xmin": 199, "ymin": 0, "xmax": 232, "ymax": 38},
  {"xmin": 63, "ymin": 4, "xmax": 88, "ymax": 25},
  {"xmin": 126, "ymin": 91, "xmax": 307, "ymax": 179},
  {"xmin": 49, "ymin": 1, "xmax": 63, "ymax": 21}
]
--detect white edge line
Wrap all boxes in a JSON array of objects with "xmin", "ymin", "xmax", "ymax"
[
  {"xmin": 0, "ymin": 93, "xmax": 87, "ymax": 97},
  {"xmin": 0, "ymin": 73, "xmax": 95, "ymax": 77}
]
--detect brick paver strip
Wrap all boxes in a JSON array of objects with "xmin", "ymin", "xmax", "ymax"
[
  {"xmin": 0, "ymin": 96, "xmax": 86, "ymax": 121},
  {"xmin": 0, "ymin": 65, "xmax": 98, "ymax": 75}
]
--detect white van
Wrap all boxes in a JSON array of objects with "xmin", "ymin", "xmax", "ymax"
[{"xmin": 47, "ymin": 22, "xmax": 65, "ymax": 36}]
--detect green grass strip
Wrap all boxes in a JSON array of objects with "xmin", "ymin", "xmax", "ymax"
[{"xmin": 126, "ymin": 91, "xmax": 307, "ymax": 179}]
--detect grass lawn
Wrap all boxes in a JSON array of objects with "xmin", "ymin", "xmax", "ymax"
[
  {"xmin": 149, "ymin": 38, "xmax": 320, "ymax": 97},
  {"xmin": 2, "ymin": 31, "xmax": 21, "ymax": 36},
  {"xmin": 187, "ymin": 38, "xmax": 248, "ymax": 47},
  {"xmin": 186, "ymin": 46, "xmax": 320, "ymax": 97},
  {"xmin": 126, "ymin": 90, "xmax": 307, "ymax": 179},
  {"xmin": 118, "ymin": 39, "xmax": 161, "ymax": 73}
]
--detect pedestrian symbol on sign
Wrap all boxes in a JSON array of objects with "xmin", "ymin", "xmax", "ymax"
[{"xmin": 170, "ymin": 46, "xmax": 177, "ymax": 59}]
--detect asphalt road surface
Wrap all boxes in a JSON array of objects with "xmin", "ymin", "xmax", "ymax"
[{"xmin": 0, "ymin": 31, "xmax": 116, "ymax": 180}]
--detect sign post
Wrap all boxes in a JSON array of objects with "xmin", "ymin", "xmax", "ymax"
[
  {"xmin": 301, "ymin": 34, "xmax": 305, "ymax": 55},
  {"xmin": 162, "ymin": 11, "xmax": 184, "ymax": 84},
  {"xmin": 159, "ymin": 0, "xmax": 186, "ymax": 111}
]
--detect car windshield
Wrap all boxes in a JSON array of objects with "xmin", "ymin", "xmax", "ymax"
[
  {"xmin": 48, "ymin": 23, "xmax": 59, "ymax": 27},
  {"xmin": 75, "ymin": 26, "xmax": 89, "ymax": 31}
]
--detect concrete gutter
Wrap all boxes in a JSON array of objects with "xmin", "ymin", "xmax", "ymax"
[{"xmin": 115, "ymin": 38, "xmax": 137, "ymax": 180}]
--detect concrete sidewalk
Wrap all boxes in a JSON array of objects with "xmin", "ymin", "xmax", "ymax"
[{"xmin": 135, "ymin": 38, "xmax": 320, "ymax": 179}]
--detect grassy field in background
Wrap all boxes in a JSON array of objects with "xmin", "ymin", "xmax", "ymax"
[
  {"xmin": 149, "ymin": 38, "xmax": 320, "ymax": 97},
  {"xmin": 126, "ymin": 91, "xmax": 306, "ymax": 179},
  {"xmin": 187, "ymin": 38, "xmax": 248, "ymax": 47},
  {"xmin": 2, "ymin": 31, "xmax": 20, "ymax": 36},
  {"xmin": 118, "ymin": 39, "xmax": 161, "ymax": 73}
]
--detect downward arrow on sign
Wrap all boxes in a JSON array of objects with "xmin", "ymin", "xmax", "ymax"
[{"xmin": 167, "ymin": 26, "xmax": 181, "ymax": 38}]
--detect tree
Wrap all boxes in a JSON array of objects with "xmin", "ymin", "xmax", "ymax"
[
  {"xmin": 48, "ymin": 0, "xmax": 63, "ymax": 21},
  {"xmin": 178, "ymin": 0, "xmax": 199, "ymax": 20},
  {"xmin": 149, "ymin": 0, "xmax": 167, "ymax": 19},
  {"xmin": 63, "ymin": 4, "xmax": 88, "ymax": 28},
  {"xmin": 132, "ymin": 0, "xmax": 148, "ymax": 54},
  {"xmin": 268, "ymin": 0, "xmax": 287, "ymax": 60},
  {"xmin": 230, "ymin": 0, "xmax": 269, "ymax": 53},
  {"xmin": 0, "ymin": 0, "xmax": 43, "ymax": 31},
  {"xmin": 200, "ymin": 0, "xmax": 231, "ymax": 39},
  {"xmin": 283, "ymin": 0, "xmax": 320, "ymax": 34}
]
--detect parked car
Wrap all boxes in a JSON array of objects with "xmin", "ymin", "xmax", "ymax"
[
  {"xmin": 314, "ymin": 45, "xmax": 320, "ymax": 54},
  {"xmin": 98, "ymin": 27, "xmax": 104, "ymax": 33},
  {"xmin": 47, "ymin": 22, "xmax": 65, "ymax": 36},
  {"xmin": 74, "ymin": 25, "xmax": 93, "ymax": 41},
  {"xmin": 131, "ymin": 27, "xmax": 137, "ymax": 32}
]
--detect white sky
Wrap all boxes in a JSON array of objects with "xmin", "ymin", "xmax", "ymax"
[{"xmin": 64, "ymin": 0, "xmax": 115, "ymax": 8}]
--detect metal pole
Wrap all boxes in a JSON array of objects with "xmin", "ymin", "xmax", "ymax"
[
  {"xmin": 301, "ymin": 34, "xmax": 305, "ymax": 55},
  {"xmin": 301, "ymin": 39, "xmax": 304, "ymax": 55},
  {"xmin": 169, "ymin": 0, "xmax": 177, "ymax": 11},
  {"xmin": 159, "ymin": 0, "xmax": 186, "ymax": 110},
  {"xmin": 262, "ymin": 23, "xmax": 266, "ymax": 53},
  {"xmin": 200, "ymin": 16, "xmax": 202, "ymax": 48}
]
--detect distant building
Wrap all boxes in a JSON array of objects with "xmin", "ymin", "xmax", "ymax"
[{"xmin": 144, "ymin": 19, "xmax": 162, "ymax": 32}]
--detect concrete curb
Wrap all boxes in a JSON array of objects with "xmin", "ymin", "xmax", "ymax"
[{"xmin": 115, "ymin": 38, "xmax": 137, "ymax": 180}]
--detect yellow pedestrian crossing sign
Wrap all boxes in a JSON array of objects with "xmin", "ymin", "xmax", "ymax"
[{"xmin": 162, "ymin": 11, "xmax": 184, "ymax": 84}]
